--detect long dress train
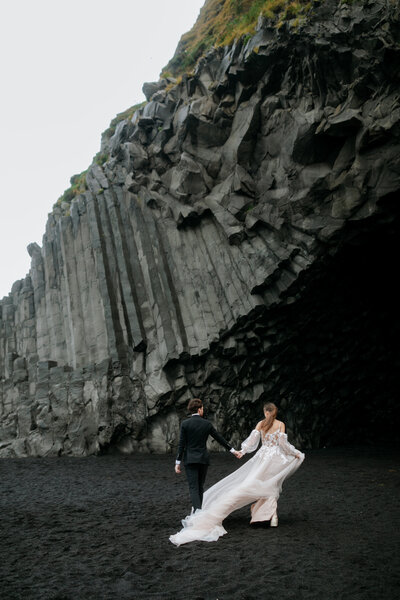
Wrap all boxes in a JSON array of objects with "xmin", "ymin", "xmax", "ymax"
[{"xmin": 169, "ymin": 427, "xmax": 305, "ymax": 546}]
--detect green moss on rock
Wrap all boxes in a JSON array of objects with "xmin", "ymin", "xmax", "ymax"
[
  {"xmin": 162, "ymin": 0, "xmax": 314, "ymax": 77},
  {"xmin": 54, "ymin": 170, "xmax": 88, "ymax": 209}
]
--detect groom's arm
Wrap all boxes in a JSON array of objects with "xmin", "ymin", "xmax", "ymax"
[
  {"xmin": 175, "ymin": 422, "xmax": 187, "ymax": 473},
  {"xmin": 209, "ymin": 425, "xmax": 237, "ymax": 455}
]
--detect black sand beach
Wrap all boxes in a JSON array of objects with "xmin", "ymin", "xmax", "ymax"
[{"xmin": 1, "ymin": 446, "xmax": 399, "ymax": 600}]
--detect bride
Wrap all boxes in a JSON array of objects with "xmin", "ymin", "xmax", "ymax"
[{"xmin": 169, "ymin": 402, "xmax": 304, "ymax": 546}]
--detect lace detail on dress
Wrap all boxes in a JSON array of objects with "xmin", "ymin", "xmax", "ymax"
[
  {"xmin": 262, "ymin": 429, "xmax": 281, "ymax": 446},
  {"xmin": 242, "ymin": 429, "xmax": 303, "ymax": 463},
  {"xmin": 256, "ymin": 430, "xmax": 291, "ymax": 463}
]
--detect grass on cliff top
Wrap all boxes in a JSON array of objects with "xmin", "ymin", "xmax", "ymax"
[
  {"xmin": 52, "ymin": 0, "xmax": 368, "ymax": 216},
  {"xmin": 53, "ymin": 101, "xmax": 146, "ymax": 212},
  {"xmin": 54, "ymin": 170, "xmax": 88, "ymax": 211},
  {"xmin": 162, "ymin": 0, "xmax": 314, "ymax": 77},
  {"xmin": 103, "ymin": 100, "xmax": 147, "ymax": 139}
]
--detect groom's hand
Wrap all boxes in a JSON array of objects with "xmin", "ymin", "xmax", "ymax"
[
  {"xmin": 175, "ymin": 464, "xmax": 181, "ymax": 474},
  {"xmin": 234, "ymin": 451, "xmax": 243, "ymax": 459}
]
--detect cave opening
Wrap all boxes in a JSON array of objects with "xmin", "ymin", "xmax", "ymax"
[{"xmin": 277, "ymin": 198, "xmax": 400, "ymax": 447}]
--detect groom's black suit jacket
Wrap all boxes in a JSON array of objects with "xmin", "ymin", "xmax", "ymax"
[{"xmin": 176, "ymin": 415, "xmax": 233, "ymax": 465}]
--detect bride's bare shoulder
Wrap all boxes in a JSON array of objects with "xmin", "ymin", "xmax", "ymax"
[
  {"xmin": 277, "ymin": 420, "xmax": 286, "ymax": 432},
  {"xmin": 255, "ymin": 421, "xmax": 264, "ymax": 431}
]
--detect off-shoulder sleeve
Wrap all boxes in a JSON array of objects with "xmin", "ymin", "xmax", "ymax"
[
  {"xmin": 240, "ymin": 429, "xmax": 261, "ymax": 454},
  {"xmin": 278, "ymin": 433, "xmax": 304, "ymax": 459}
]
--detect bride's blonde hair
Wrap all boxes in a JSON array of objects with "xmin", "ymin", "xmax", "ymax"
[{"xmin": 260, "ymin": 402, "xmax": 278, "ymax": 434}]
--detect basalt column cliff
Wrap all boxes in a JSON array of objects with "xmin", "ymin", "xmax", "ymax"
[{"xmin": 1, "ymin": 0, "xmax": 399, "ymax": 457}]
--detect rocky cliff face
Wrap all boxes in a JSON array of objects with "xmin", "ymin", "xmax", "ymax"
[{"xmin": 1, "ymin": 0, "xmax": 399, "ymax": 457}]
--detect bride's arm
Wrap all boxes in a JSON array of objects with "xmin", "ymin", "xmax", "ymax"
[
  {"xmin": 278, "ymin": 431, "xmax": 304, "ymax": 459},
  {"xmin": 239, "ymin": 426, "xmax": 261, "ymax": 455}
]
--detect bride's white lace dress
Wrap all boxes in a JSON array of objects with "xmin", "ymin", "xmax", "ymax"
[{"xmin": 169, "ymin": 426, "xmax": 305, "ymax": 546}]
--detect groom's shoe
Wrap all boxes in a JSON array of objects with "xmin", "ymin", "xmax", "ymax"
[{"xmin": 270, "ymin": 513, "xmax": 278, "ymax": 527}]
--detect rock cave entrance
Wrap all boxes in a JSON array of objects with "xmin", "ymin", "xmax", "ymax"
[{"xmin": 269, "ymin": 197, "xmax": 399, "ymax": 448}]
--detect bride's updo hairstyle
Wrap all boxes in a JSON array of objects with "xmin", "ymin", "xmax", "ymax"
[{"xmin": 261, "ymin": 402, "xmax": 278, "ymax": 434}]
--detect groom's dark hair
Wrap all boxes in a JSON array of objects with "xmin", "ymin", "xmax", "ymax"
[{"xmin": 188, "ymin": 398, "xmax": 203, "ymax": 412}]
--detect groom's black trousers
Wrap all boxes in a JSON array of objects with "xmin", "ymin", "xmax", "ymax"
[{"xmin": 185, "ymin": 463, "xmax": 208, "ymax": 510}]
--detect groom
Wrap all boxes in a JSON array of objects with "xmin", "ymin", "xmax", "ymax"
[{"xmin": 175, "ymin": 398, "xmax": 239, "ymax": 510}]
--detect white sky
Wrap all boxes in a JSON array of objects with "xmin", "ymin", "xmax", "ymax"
[{"xmin": 0, "ymin": 0, "xmax": 205, "ymax": 299}]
